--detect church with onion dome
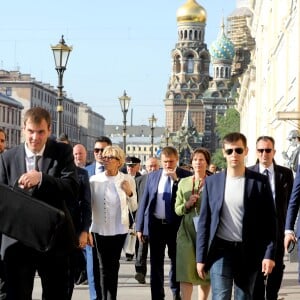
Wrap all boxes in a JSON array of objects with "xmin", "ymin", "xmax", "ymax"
[{"xmin": 164, "ymin": 0, "xmax": 237, "ymax": 158}]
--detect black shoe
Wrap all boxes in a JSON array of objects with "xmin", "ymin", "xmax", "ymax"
[
  {"xmin": 125, "ymin": 254, "xmax": 134, "ymax": 261},
  {"xmin": 134, "ymin": 272, "xmax": 146, "ymax": 284},
  {"xmin": 173, "ymin": 295, "xmax": 181, "ymax": 300}
]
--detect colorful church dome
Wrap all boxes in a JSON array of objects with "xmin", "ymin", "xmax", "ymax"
[
  {"xmin": 176, "ymin": 0, "xmax": 207, "ymax": 23},
  {"xmin": 210, "ymin": 22, "xmax": 235, "ymax": 60}
]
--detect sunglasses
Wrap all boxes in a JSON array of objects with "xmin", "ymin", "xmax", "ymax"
[
  {"xmin": 94, "ymin": 148, "xmax": 105, "ymax": 154},
  {"xmin": 257, "ymin": 148, "xmax": 272, "ymax": 154},
  {"xmin": 102, "ymin": 156, "xmax": 119, "ymax": 161},
  {"xmin": 224, "ymin": 148, "xmax": 244, "ymax": 155}
]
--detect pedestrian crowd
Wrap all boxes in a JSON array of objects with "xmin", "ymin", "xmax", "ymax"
[{"xmin": 0, "ymin": 107, "xmax": 300, "ymax": 300}]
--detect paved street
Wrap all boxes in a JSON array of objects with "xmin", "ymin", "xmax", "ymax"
[{"xmin": 32, "ymin": 254, "xmax": 300, "ymax": 300}]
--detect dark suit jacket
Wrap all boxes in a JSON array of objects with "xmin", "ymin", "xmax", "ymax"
[
  {"xmin": 249, "ymin": 163, "xmax": 293, "ymax": 246},
  {"xmin": 196, "ymin": 168, "xmax": 277, "ymax": 271},
  {"xmin": 73, "ymin": 167, "xmax": 92, "ymax": 234},
  {"xmin": 0, "ymin": 139, "xmax": 79, "ymax": 255},
  {"xmin": 136, "ymin": 167, "xmax": 191, "ymax": 235},
  {"xmin": 285, "ymin": 165, "xmax": 300, "ymax": 238}
]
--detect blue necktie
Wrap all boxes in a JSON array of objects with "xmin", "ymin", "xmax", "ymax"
[
  {"xmin": 163, "ymin": 176, "xmax": 172, "ymax": 222},
  {"xmin": 98, "ymin": 165, "xmax": 105, "ymax": 173}
]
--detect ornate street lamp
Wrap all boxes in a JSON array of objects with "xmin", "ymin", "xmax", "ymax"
[
  {"xmin": 148, "ymin": 113, "xmax": 157, "ymax": 156},
  {"xmin": 51, "ymin": 35, "xmax": 72, "ymax": 138},
  {"xmin": 165, "ymin": 127, "xmax": 170, "ymax": 146},
  {"xmin": 118, "ymin": 90, "xmax": 131, "ymax": 154}
]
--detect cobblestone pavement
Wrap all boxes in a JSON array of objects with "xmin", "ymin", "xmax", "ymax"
[{"xmin": 32, "ymin": 254, "xmax": 300, "ymax": 300}]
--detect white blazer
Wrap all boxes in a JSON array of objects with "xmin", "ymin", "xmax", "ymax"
[{"xmin": 90, "ymin": 171, "xmax": 137, "ymax": 234}]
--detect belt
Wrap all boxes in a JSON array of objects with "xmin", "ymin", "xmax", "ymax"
[
  {"xmin": 215, "ymin": 237, "xmax": 242, "ymax": 248},
  {"xmin": 153, "ymin": 217, "xmax": 168, "ymax": 224}
]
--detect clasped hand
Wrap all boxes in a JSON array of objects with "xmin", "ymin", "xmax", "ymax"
[{"xmin": 18, "ymin": 170, "xmax": 41, "ymax": 189}]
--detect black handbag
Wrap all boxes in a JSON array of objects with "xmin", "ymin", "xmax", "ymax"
[{"xmin": 0, "ymin": 182, "xmax": 65, "ymax": 252}]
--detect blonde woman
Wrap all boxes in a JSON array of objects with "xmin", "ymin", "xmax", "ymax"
[
  {"xmin": 175, "ymin": 148, "xmax": 211, "ymax": 300},
  {"xmin": 90, "ymin": 146, "xmax": 137, "ymax": 300}
]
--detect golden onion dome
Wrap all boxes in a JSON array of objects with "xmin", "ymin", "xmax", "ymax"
[{"xmin": 176, "ymin": 0, "xmax": 207, "ymax": 23}]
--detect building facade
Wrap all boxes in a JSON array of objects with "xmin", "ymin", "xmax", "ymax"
[
  {"xmin": 164, "ymin": 0, "xmax": 210, "ymax": 134},
  {"xmin": 0, "ymin": 69, "xmax": 105, "ymax": 156},
  {"xmin": 0, "ymin": 93, "xmax": 23, "ymax": 149},
  {"xmin": 232, "ymin": 0, "xmax": 299, "ymax": 165}
]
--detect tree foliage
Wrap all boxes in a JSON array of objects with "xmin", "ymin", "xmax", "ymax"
[{"xmin": 211, "ymin": 108, "xmax": 240, "ymax": 170}]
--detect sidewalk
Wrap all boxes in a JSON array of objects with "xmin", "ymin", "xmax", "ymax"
[{"xmin": 33, "ymin": 254, "xmax": 300, "ymax": 300}]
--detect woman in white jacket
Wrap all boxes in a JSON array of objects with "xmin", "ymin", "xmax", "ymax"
[{"xmin": 90, "ymin": 145, "xmax": 137, "ymax": 300}]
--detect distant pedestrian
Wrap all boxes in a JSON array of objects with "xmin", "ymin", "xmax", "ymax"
[{"xmin": 134, "ymin": 157, "xmax": 160, "ymax": 284}]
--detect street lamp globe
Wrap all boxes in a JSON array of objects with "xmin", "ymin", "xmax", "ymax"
[
  {"xmin": 148, "ymin": 113, "xmax": 157, "ymax": 156},
  {"xmin": 51, "ymin": 35, "xmax": 72, "ymax": 138},
  {"xmin": 118, "ymin": 90, "xmax": 131, "ymax": 154}
]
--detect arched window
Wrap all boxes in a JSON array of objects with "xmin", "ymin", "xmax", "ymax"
[
  {"xmin": 187, "ymin": 55, "xmax": 194, "ymax": 73},
  {"xmin": 175, "ymin": 55, "xmax": 181, "ymax": 74}
]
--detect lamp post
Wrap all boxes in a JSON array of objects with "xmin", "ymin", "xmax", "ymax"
[
  {"xmin": 51, "ymin": 35, "xmax": 72, "ymax": 138},
  {"xmin": 118, "ymin": 90, "xmax": 131, "ymax": 154},
  {"xmin": 148, "ymin": 113, "xmax": 157, "ymax": 156},
  {"xmin": 165, "ymin": 127, "xmax": 170, "ymax": 146}
]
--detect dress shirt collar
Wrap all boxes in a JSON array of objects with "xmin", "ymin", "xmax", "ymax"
[
  {"xmin": 259, "ymin": 163, "xmax": 274, "ymax": 176},
  {"xmin": 24, "ymin": 143, "xmax": 45, "ymax": 158}
]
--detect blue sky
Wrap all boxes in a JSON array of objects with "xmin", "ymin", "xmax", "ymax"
[{"xmin": 0, "ymin": 0, "xmax": 236, "ymax": 126}]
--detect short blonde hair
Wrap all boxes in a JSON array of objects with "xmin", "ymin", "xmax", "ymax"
[{"xmin": 102, "ymin": 145, "xmax": 125, "ymax": 168}]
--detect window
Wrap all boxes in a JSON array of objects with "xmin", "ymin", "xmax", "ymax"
[{"xmin": 6, "ymin": 87, "xmax": 12, "ymax": 96}]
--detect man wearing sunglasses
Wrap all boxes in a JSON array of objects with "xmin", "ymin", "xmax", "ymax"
[
  {"xmin": 249, "ymin": 136, "xmax": 293, "ymax": 300},
  {"xmin": 85, "ymin": 136, "xmax": 112, "ymax": 300},
  {"xmin": 196, "ymin": 132, "xmax": 277, "ymax": 300}
]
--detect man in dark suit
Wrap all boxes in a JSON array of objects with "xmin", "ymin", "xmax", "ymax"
[
  {"xmin": 57, "ymin": 137, "xmax": 93, "ymax": 299},
  {"xmin": 85, "ymin": 136, "xmax": 112, "ymax": 300},
  {"xmin": 0, "ymin": 107, "xmax": 79, "ymax": 299},
  {"xmin": 134, "ymin": 156, "xmax": 160, "ymax": 284},
  {"xmin": 136, "ymin": 146, "xmax": 191, "ymax": 300},
  {"xmin": 196, "ymin": 132, "xmax": 277, "ymax": 299},
  {"xmin": 249, "ymin": 136, "xmax": 293, "ymax": 300}
]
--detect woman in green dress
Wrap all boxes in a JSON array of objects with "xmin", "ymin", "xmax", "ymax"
[{"xmin": 175, "ymin": 148, "xmax": 212, "ymax": 300}]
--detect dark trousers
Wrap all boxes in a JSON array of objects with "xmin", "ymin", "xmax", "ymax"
[
  {"xmin": 3, "ymin": 242, "xmax": 70, "ymax": 300},
  {"xmin": 149, "ymin": 218, "xmax": 180, "ymax": 300},
  {"xmin": 253, "ymin": 245, "xmax": 285, "ymax": 300},
  {"xmin": 135, "ymin": 238, "xmax": 149, "ymax": 276},
  {"xmin": 93, "ymin": 233, "xmax": 127, "ymax": 300}
]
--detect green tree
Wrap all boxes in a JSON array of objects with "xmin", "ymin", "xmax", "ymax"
[{"xmin": 211, "ymin": 108, "xmax": 240, "ymax": 170}]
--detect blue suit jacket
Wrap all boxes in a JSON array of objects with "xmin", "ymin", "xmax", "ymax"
[
  {"xmin": 285, "ymin": 165, "xmax": 300, "ymax": 238},
  {"xmin": 135, "ymin": 167, "xmax": 191, "ymax": 235},
  {"xmin": 196, "ymin": 168, "xmax": 277, "ymax": 271},
  {"xmin": 85, "ymin": 162, "xmax": 96, "ymax": 177}
]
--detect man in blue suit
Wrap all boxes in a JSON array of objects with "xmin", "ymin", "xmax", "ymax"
[
  {"xmin": 196, "ymin": 132, "xmax": 277, "ymax": 300},
  {"xmin": 285, "ymin": 165, "xmax": 300, "ymax": 283},
  {"xmin": 136, "ymin": 146, "xmax": 191, "ymax": 300}
]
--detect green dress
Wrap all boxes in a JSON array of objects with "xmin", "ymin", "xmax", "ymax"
[{"xmin": 175, "ymin": 176, "xmax": 210, "ymax": 285}]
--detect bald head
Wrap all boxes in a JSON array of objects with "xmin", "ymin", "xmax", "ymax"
[
  {"xmin": 73, "ymin": 144, "xmax": 87, "ymax": 168},
  {"xmin": 145, "ymin": 157, "xmax": 160, "ymax": 173}
]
